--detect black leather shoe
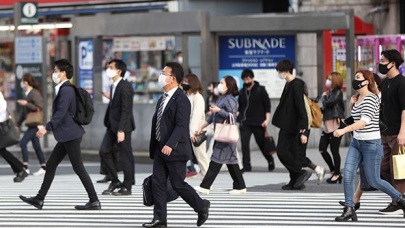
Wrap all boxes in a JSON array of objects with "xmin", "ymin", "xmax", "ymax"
[
  {"xmin": 102, "ymin": 181, "xmax": 122, "ymax": 195},
  {"xmin": 142, "ymin": 219, "xmax": 167, "ymax": 227},
  {"xmin": 197, "ymin": 199, "xmax": 210, "ymax": 226},
  {"xmin": 335, "ymin": 206, "xmax": 358, "ymax": 222},
  {"xmin": 396, "ymin": 197, "xmax": 405, "ymax": 218},
  {"xmin": 96, "ymin": 176, "xmax": 111, "ymax": 183},
  {"xmin": 293, "ymin": 170, "xmax": 312, "ymax": 189},
  {"xmin": 14, "ymin": 170, "xmax": 28, "ymax": 182},
  {"xmin": 339, "ymin": 201, "xmax": 360, "ymax": 211},
  {"xmin": 268, "ymin": 156, "xmax": 275, "ymax": 171},
  {"xmin": 19, "ymin": 195, "xmax": 43, "ymax": 209},
  {"xmin": 112, "ymin": 187, "xmax": 131, "ymax": 196},
  {"xmin": 75, "ymin": 201, "xmax": 101, "ymax": 210}
]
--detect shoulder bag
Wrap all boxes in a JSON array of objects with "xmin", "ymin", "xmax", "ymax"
[
  {"xmin": 0, "ymin": 117, "xmax": 19, "ymax": 148},
  {"xmin": 25, "ymin": 108, "xmax": 43, "ymax": 127},
  {"xmin": 213, "ymin": 113, "xmax": 239, "ymax": 143}
]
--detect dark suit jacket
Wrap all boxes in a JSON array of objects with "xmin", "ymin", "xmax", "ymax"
[
  {"xmin": 149, "ymin": 88, "xmax": 192, "ymax": 162},
  {"xmin": 104, "ymin": 79, "xmax": 135, "ymax": 133},
  {"xmin": 17, "ymin": 88, "xmax": 43, "ymax": 127},
  {"xmin": 45, "ymin": 81, "xmax": 85, "ymax": 142}
]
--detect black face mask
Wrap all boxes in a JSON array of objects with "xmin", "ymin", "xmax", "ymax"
[
  {"xmin": 181, "ymin": 83, "xmax": 190, "ymax": 91},
  {"xmin": 352, "ymin": 79, "xmax": 367, "ymax": 90},
  {"xmin": 243, "ymin": 82, "xmax": 252, "ymax": 88},
  {"xmin": 207, "ymin": 89, "xmax": 212, "ymax": 95},
  {"xmin": 378, "ymin": 63, "xmax": 393, "ymax": 75}
]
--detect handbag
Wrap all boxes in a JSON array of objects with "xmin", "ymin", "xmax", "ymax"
[
  {"xmin": 263, "ymin": 130, "xmax": 276, "ymax": 156},
  {"xmin": 0, "ymin": 118, "xmax": 20, "ymax": 148},
  {"xmin": 142, "ymin": 175, "xmax": 179, "ymax": 206},
  {"xmin": 359, "ymin": 163, "xmax": 377, "ymax": 191},
  {"xmin": 213, "ymin": 113, "xmax": 239, "ymax": 143},
  {"xmin": 393, "ymin": 146, "xmax": 405, "ymax": 180},
  {"xmin": 25, "ymin": 108, "xmax": 43, "ymax": 127},
  {"xmin": 193, "ymin": 131, "xmax": 207, "ymax": 147}
]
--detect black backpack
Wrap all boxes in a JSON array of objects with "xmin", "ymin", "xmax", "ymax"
[{"xmin": 68, "ymin": 85, "xmax": 94, "ymax": 125}]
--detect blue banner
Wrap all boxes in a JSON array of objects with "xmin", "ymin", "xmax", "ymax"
[
  {"xmin": 219, "ymin": 35, "xmax": 295, "ymax": 70},
  {"xmin": 78, "ymin": 39, "xmax": 94, "ymax": 97}
]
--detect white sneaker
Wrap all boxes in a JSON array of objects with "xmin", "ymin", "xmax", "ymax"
[
  {"xmin": 194, "ymin": 186, "xmax": 210, "ymax": 195},
  {"xmin": 315, "ymin": 166, "xmax": 326, "ymax": 185},
  {"xmin": 229, "ymin": 188, "xmax": 247, "ymax": 195},
  {"xmin": 33, "ymin": 168, "xmax": 46, "ymax": 176}
]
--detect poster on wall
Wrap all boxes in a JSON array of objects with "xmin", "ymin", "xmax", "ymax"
[
  {"xmin": 78, "ymin": 39, "xmax": 93, "ymax": 97},
  {"xmin": 331, "ymin": 36, "xmax": 347, "ymax": 89},
  {"xmin": 218, "ymin": 35, "xmax": 295, "ymax": 98}
]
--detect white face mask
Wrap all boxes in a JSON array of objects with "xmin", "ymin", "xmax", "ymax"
[
  {"xmin": 278, "ymin": 72, "xmax": 286, "ymax": 80},
  {"xmin": 158, "ymin": 74, "xmax": 169, "ymax": 88},
  {"xmin": 20, "ymin": 81, "xmax": 25, "ymax": 90},
  {"xmin": 106, "ymin": 68, "xmax": 117, "ymax": 78},
  {"xmin": 325, "ymin": 79, "xmax": 332, "ymax": 88},
  {"xmin": 213, "ymin": 87, "xmax": 219, "ymax": 96},
  {"xmin": 177, "ymin": 56, "xmax": 183, "ymax": 64},
  {"xmin": 217, "ymin": 84, "xmax": 225, "ymax": 94},
  {"xmin": 52, "ymin": 73, "xmax": 62, "ymax": 84}
]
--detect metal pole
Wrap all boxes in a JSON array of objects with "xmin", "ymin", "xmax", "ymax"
[
  {"xmin": 181, "ymin": 34, "xmax": 189, "ymax": 74},
  {"xmin": 42, "ymin": 33, "xmax": 48, "ymax": 147},
  {"xmin": 345, "ymin": 9, "xmax": 355, "ymax": 145},
  {"xmin": 316, "ymin": 31, "xmax": 325, "ymax": 97},
  {"xmin": 200, "ymin": 11, "xmax": 214, "ymax": 91}
]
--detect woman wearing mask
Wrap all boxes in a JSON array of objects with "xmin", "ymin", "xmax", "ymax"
[
  {"xmin": 319, "ymin": 72, "xmax": 345, "ymax": 184},
  {"xmin": 206, "ymin": 82, "xmax": 219, "ymax": 116},
  {"xmin": 194, "ymin": 76, "xmax": 246, "ymax": 195},
  {"xmin": 181, "ymin": 74, "xmax": 210, "ymax": 180},
  {"xmin": 333, "ymin": 70, "xmax": 405, "ymax": 221},
  {"xmin": 17, "ymin": 74, "xmax": 46, "ymax": 176}
]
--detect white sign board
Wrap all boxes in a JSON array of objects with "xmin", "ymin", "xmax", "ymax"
[{"xmin": 15, "ymin": 36, "xmax": 42, "ymax": 64}]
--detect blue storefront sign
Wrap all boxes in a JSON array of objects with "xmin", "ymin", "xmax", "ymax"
[
  {"xmin": 78, "ymin": 39, "xmax": 94, "ymax": 97},
  {"xmin": 218, "ymin": 35, "xmax": 295, "ymax": 98}
]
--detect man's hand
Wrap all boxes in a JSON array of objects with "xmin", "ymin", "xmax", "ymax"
[
  {"xmin": 117, "ymin": 131, "xmax": 125, "ymax": 143},
  {"xmin": 398, "ymin": 133, "xmax": 405, "ymax": 146},
  {"xmin": 300, "ymin": 134, "xmax": 308, "ymax": 144},
  {"xmin": 162, "ymin": 145, "xmax": 173, "ymax": 156},
  {"xmin": 36, "ymin": 127, "xmax": 47, "ymax": 138},
  {"xmin": 261, "ymin": 119, "xmax": 269, "ymax": 128}
]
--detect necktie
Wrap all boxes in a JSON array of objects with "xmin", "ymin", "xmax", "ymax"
[{"xmin": 156, "ymin": 93, "xmax": 168, "ymax": 141}]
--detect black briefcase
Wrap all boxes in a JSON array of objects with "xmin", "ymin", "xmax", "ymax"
[{"xmin": 142, "ymin": 175, "xmax": 179, "ymax": 206}]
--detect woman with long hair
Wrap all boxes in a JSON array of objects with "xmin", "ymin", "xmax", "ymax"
[
  {"xmin": 194, "ymin": 76, "xmax": 246, "ymax": 195},
  {"xmin": 17, "ymin": 73, "xmax": 46, "ymax": 176},
  {"xmin": 181, "ymin": 74, "xmax": 210, "ymax": 180},
  {"xmin": 319, "ymin": 72, "xmax": 345, "ymax": 184},
  {"xmin": 333, "ymin": 70, "xmax": 405, "ymax": 221}
]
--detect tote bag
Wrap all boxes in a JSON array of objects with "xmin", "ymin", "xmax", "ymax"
[
  {"xmin": 213, "ymin": 113, "xmax": 239, "ymax": 143},
  {"xmin": 25, "ymin": 108, "xmax": 43, "ymax": 127},
  {"xmin": 393, "ymin": 146, "xmax": 405, "ymax": 180}
]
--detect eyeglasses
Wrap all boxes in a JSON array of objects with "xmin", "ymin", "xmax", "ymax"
[{"xmin": 160, "ymin": 71, "xmax": 174, "ymax": 77}]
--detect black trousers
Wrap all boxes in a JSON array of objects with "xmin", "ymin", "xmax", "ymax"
[
  {"xmin": 200, "ymin": 160, "xmax": 246, "ymax": 190},
  {"xmin": 277, "ymin": 130, "xmax": 302, "ymax": 182},
  {"xmin": 0, "ymin": 148, "xmax": 23, "ymax": 173},
  {"xmin": 318, "ymin": 122, "xmax": 344, "ymax": 174},
  {"xmin": 298, "ymin": 130, "xmax": 313, "ymax": 168},
  {"xmin": 37, "ymin": 137, "xmax": 98, "ymax": 202},
  {"xmin": 240, "ymin": 124, "xmax": 270, "ymax": 169},
  {"xmin": 99, "ymin": 129, "xmax": 134, "ymax": 189},
  {"xmin": 152, "ymin": 153, "xmax": 204, "ymax": 221}
]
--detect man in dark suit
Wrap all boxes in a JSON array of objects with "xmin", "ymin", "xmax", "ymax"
[
  {"xmin": 19, "ymin": 59, "xmax": 100, "ymax": 210},
  {"xmin": 142, "ymin": 62, "xmax": 210, "ymax": 228},
  {"xmin": 99, "ymin": 59, "xmax": 135, "ymax": 196}
]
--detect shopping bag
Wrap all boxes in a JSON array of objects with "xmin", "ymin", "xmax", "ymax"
[
  {"xmin": 25, "ymin": 108, "xmax": 43, "ymax": 127},
  {"xmin": 393, "ymin": 146, "xmax": 405, "ymax": 180},
  {"xmin": 213, "ymin": 113, "xmax": 239, "ymax": 143},
  {"xmin": 263, "ymin": 130, "xmax": 276, "ymax": 156},
  {"xmin": 0, "ymin": 118, "xmax": 19, "ymax": 148}
]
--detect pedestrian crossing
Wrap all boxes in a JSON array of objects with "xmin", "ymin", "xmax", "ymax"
[{"xmin": 0, "ymin": 173, "xmax": 404, "ymax": 228}]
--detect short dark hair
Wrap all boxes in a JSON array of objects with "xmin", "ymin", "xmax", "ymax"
[
  {"xmin": 241, "ymin": 68, "xmax": 254, "ymax": 79},
  {"xmin": 54, "ymin": 59, "xmax": 73, "ymax": 79},
  {"xmin": 165, "ymin": 62, "xmax": 184, "ymax": 84},
  {"xmin": 276, "ymin": 59, "xmax": 294, "ymax": 74},
  {"xmin": 109, "ymin": 59, "xmax": 127, "ymax": 77},
  {"xmin": 223, "ymin": 76, "xmax": 239, "ymax": 97},
  {"xmin": 381, "ymin": 49, "xmax": 404, "ymax": 69}
]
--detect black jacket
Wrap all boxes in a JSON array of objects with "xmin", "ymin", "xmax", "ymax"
[
  {"xmin": 237, "ymin": 81, "xmax": 271, "ymax": 126},
  {"xmin": 149, "ymin": 88, "xmax": 193, "ymax": 162},
  {"xmin": 272, "ymin": 78, "xmax": 308, "ymax": 134},
  {"xmin": 321, "ymin": 89, "xmax": 345, "ymax": 121},
  {"xmin": 104, "ymin": 79, "xmax": 136, "ymax": 133}
]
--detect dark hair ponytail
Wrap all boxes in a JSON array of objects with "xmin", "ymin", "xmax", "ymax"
[{"xmin": 22, "ymin": 73, "xmax": 42, "ymax": 94}]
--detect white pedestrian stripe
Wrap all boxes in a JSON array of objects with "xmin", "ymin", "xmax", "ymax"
[{"xmin": 0, "ymin": 174, "xmax": 404, "ymax": 227}]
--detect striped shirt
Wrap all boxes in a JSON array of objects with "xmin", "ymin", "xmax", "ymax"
[{"xmin": 352, "ymin": 93, "xmax": 380, "ymax": 140}]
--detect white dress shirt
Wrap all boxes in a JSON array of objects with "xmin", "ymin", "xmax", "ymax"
[
  {"xmin": 162, "ymin": 86, "xmax": 178, "ymax": 112},
  {"xmin": 55, "ymin": 80, "xmax": 69, "ymax": 95},
  {"xmin": 111, "ymin": 77, "xmax": 122, "ymax": 99},
  {"xmin": 0, "ymin": 92, "xmax": 7, "ymax": 122}
]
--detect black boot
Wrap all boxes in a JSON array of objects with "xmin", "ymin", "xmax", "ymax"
[
  {"xmin": 335, "ymin": 206, "xmax": 357, "ymax": 222},
  {"xmin": 396, "ymin": 197, "xmax": 405, "ymax": 218}
]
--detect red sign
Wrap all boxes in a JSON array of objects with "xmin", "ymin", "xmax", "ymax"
[{"xmin": 0, "ymin": 0, "xmax": 117, "ymax": 7}]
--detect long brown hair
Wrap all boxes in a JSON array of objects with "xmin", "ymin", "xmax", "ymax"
[
  {"xmin": 355, "ymin": 70, "xmax": 378, "ymax": 95},
  {"xmin": 22, "ymin": 73, "xmax": 42, "ymax": 94},
  {"xmin": 223, "ymin": 76, "xmax": 239, "ymax": 97},
  {"xmin": 328, "ymin": 72, "xmax": 343, "ymax": 90},
  {"xmin": 184, "ymin": 74, "xmax": 203, "ymax": 95}
]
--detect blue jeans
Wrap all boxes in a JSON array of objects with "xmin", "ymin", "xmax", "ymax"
[
  {"xmin": 343, "ymin": 138, "xmax": 401, "ymax": 207},
  {"xmin": 20, "ymin": 127, "xmax": 46, "ymax": 164}
]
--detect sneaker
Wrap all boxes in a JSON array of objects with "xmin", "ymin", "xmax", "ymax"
[
  {"xmin": 379, "ymin": 203, "xmax": 403, "ymax": 215},
  {"xmin": 194, "ymin": 186, "xmax": 210, "ymax": 195},
  {"xmin": 229, "ymin": 188, "xmax": 247, "ymax": 195},
  {"xmin": 33, "ymin": 168, "xmax": 46, "ymax": 176},
  {"xmin": 315, "ymin": 166, "xmax": 326, "ymax": 185},
  {"xmin": 186, "ymin": 171, "xmax": 198, "ymax": 178}
]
